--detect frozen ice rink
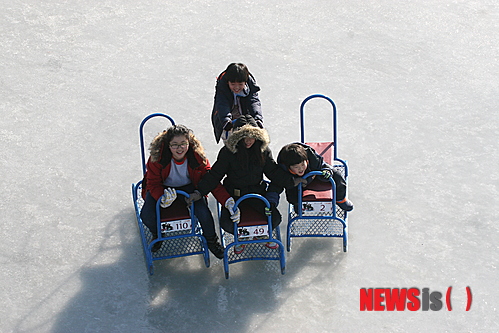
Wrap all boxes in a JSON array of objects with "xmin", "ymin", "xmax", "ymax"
[{"xmin": 1, "ymin": 1, "xmax": 497, "ymax": 332}]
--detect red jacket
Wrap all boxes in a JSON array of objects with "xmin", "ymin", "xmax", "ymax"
[{"xmin": 143, "ymin": 151, "xmax": 230, "ymax": 204}]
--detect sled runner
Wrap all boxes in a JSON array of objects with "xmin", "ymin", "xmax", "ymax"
[
  {"xmin": 286, "ymin": 94, "xmax": 349, "ymax": 252},
  {"xmin": 131, "ymin": 113, "xmax": 210, "ymax": 275},
  {"xmin": 220, "ymin": 194, "xmax": 286, "ymax": 279}
]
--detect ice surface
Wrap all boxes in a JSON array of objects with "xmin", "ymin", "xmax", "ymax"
[{"xmin": 1, "ymin": 1, "xmax": 497, "ymax": 332}]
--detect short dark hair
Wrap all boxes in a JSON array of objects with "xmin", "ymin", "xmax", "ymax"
[
  {"xmin": 225, "ymin": 63, "xmax": 250, "ymax": 82},
  {"xmin": 279, "ymin": 143, "xmax": 308, "ymax": 168}
]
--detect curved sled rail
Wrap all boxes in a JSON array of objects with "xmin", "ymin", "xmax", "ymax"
[
  {"xmin": 139, "ymin": 113, "xmax": 175, "ymax": 175},
  {"xmin": 232, "ymin": 194, "xmax": 275, "ymax": 244},
  {"xmin": 132, "ymin": 180, "xmax": 153, "ymax": 271},
  {"xmin": 132, "ymin": 183, "xmax": 210, "ymax": 275},
  {"xmin": 223, "ymin": 194, "xmax": 286, "ymax": 278},
  {"xmin": 154, "ymin": 190, "xmax": 196, "ymax": 236},
  {"xmin": 151, "ymin": 190, "xmax": 210, "ymax": 272},
  {"xmin": 300, "ymin": 94, "xmax": 337, "ymax": 158},
  {"xmin": 300, "ymin": 94, "xmax": 348, "ymax": 178},
  {"xmin": 300, "ymin": 94, "xmax": 336, "ymax": 149},
  {"xmin": 297, "ymin": 171, "xmax": 338, "ymax": 222},
  {"xmin": 289, "ymin": 170, "xmax": 347, "ymax": 252}
]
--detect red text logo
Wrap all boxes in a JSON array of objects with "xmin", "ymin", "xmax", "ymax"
[{"xmin": 360, "ymin": 287, "xmax": 472, "ymax": 311}]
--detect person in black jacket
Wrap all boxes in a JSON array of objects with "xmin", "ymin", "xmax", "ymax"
[
  {"xmin": 274, "ymin": 142, "xmax": 354, "ymax": 212},
  {"xmin": 196, "ymin": 116, "xmax": 304, "ymax": 253},
  {"xmin": 211, "ymin": 63, "xmax": 264, "ymax": 143}
]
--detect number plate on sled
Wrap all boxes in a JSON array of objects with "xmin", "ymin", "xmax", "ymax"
[
  {"xmin": 161, "ymin": 219, "xmax": 191, "ymax": 233},
  {"xmin": 302, "ymin": 202, "xmax": 333, "ymax": 215},
  {"xmin": 237, "ymin": 225, "xmax": 269, "ymax": 239}
]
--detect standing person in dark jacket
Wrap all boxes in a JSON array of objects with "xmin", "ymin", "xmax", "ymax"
[
  {"xmin": 274, "ymin": 142, "xmax": 354, "ymax": 212},
  {"xmin": 140, "ymin": 125, "xmax": 230, "ymax": 257},
  {"xmin": 211, "ymin": 63, "xmax": 264, "ymax": 143},
  {"xmin": 193, "ymin": 115, "xmax": 304, "ymax": 254}
]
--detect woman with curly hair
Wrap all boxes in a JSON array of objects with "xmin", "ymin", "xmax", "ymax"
[{"xmin": 140, "ymin": 125, "xmax": 230, "ymax": 257}]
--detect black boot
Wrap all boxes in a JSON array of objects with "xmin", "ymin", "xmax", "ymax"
[
  {"xmin": 205, "ymin": 235, "xmax": 224, "ymax": 259},
  {"xmin": 150, "ymin": 234, "xmax": 163, "ymax": 253}
]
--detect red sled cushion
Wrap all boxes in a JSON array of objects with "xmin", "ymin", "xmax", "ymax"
[
  {"xmin": 159, "ymin": 198, "xmax": 190, "ymax": 222},
  {"xmin": 237, "ymin": 200, "xmax": 268, "ymax": 227},
  {"xmin": 302, "ymin": 178, "xmax": 333, "ymax": 202}
]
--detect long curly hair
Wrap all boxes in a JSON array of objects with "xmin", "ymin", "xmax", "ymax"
[{"xmin": 149, "ymin": 124, "xmax": 206, "ymax": 167}]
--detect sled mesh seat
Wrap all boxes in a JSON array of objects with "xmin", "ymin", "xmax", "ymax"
[
  {"xmin": 286, "ymin": 94, "xmax": 349, "ymax": 253},
  {"xmin": 153, "ymin": 196, "xmax": 205, "ymax": 258},
  {"xmin": 223, "ymin": 201, "xmax": 280, "ymax": 260},
  {"xmin": 132, "ymin": 182, "xmax": 210, "ymax": 274},
  {"xmin": 288, "ymin": 142, "xmax": 346, "ymax": 239},
  {"xmin": 135, "ymin": 185, "xmax": 197, "ymax": 257},
  {"xmin": 131, "ymin": 113, "xmax": 209, "ymax": 275},
  {"xmin": 299, "ymin": 141, "xmax": 346, "ymax": 220},
  {"xmin": 220, "ymin": 194, "xmax": 286, "ymax": 279}
]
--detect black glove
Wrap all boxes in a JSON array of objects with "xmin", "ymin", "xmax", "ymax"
[
  {"xmin": 185, "ymin": 190, "xmax": 202, "ymax": 205},
  {"xmin": 293, "ymin": 177, "xmax": 308, "ymax": 187}
]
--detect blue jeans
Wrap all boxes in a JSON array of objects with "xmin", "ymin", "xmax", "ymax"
[{"xmin": 140, "ymin": 184, "xmax": 217, "ymax": 238}]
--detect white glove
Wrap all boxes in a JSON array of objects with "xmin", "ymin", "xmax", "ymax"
[
  {"xmin": 160, "ymin": 188, "xmax": 177, "ymax": 208},
  {"xmin": 225, "ymin": 197, "xmax": 241, "ymax": 224}
]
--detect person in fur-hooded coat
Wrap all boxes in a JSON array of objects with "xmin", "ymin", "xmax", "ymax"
[{"xmin": 197, "ymin": 115, "xmax": 296, "ymax": 234}]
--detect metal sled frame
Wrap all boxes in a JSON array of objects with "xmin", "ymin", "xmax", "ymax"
[
  {"xmin": 286, "ymin": 94, "xmax": 349, "ymax": 252},
  {"xmin": 220, "ymin": 194, "xmax": 286, "ymax": 279},
  {"xmin": 131, "ymin": 113, "xmax": 210, "ymax": 275}
]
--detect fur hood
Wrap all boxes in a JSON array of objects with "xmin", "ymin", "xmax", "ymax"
[{"xmin": 226, "ymin": 124, "xmax": 270, "ymax": 154}]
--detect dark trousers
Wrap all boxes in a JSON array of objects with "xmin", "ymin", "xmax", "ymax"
[
  {"xmin": 219, "ymin": 198, "xmax": 282, "ymax": 235},
  {"xmin": 140, "ymin": 184, "xmax": 216, "ymax": 238}
]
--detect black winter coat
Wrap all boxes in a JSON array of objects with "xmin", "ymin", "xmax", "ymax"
[
  {"xmin": 271, "ymin": 142, "xmax": 347, "ymax": 205},
  {"xmin": 198, "ymin": 146, "xmax": 293, "ymax": 200}
]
